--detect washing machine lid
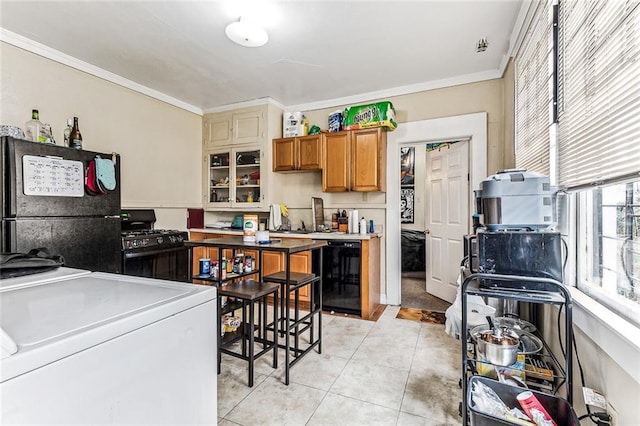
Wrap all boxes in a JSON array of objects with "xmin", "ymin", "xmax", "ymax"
[
  {"xmin": 0, "ymin": 272, "xmax": 216, "ymax": 381},
  {"xmin": 0, "ymin": 267, "xmax": 91, "ymax": 291}
]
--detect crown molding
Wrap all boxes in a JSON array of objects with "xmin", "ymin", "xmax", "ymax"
[
  {"xmin": 0, "ymin": 28, "xmax": 203, "ymax": 115},
  {"xmin": 283, "ymin": 69, "xmax": 501, "ymax": 112},
  {"xmin": 202, "ymin": 97, "xmax": 285, "ymax": 114}
]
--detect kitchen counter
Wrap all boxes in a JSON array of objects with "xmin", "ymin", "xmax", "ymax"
[
  {"xmin": 190, "ymin": 228, "xmax": 381, "ymax": 240},
  {"xmin": 188, "ymin": 229, "xmax": 381, "ymax": 319}
]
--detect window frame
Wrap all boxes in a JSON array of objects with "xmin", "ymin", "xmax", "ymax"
[{"xmin": 514, "ymin": 0, "xmax": 640, "ymax": 383}]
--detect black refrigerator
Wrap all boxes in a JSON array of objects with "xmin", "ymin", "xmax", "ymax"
[{"xmin": 1, "ymin": 136, "xmax": 122, "ymax": 273}]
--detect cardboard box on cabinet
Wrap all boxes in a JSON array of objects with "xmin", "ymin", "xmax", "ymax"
[
  {"xmin": 283, "ymin": 111, "xmax": 309, "ymax": 137},
  {"xmin": 343, "ymin": 101, "xmax": 397, "ymax": 131}
]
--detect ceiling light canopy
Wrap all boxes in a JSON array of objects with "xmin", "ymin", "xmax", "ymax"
[{"xmin": 225, "ymin": 17, "xmax": 268, "ymax": 47}]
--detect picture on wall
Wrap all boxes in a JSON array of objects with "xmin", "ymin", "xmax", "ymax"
[
  {"xmin": 400, "ymin": 188, "xmax": 415, "ymax": 223},
  {"xmin": 400, "ymin": 147, "xmax": 415, "ymax": 223},
  {"xmin": 400, "ymin": 147, "xmax": 415, "ymax": 185}
]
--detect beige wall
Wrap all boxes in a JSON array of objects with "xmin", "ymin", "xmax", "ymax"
[
  {"xmin": 0, "ymin": 42, "xmax": 202, "ymax": 230},
  {"xmin": 304, "ymin": 78, "xmax": 507, "ymax": 176},
  {"xmin": 275, "ymin": 79, "xmax": 512, "ymax": 229}
]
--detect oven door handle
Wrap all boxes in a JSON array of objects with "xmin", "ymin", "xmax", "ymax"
[{"xmin": 123, "ymin": 246, "xmax": 188, "ymax": 259}]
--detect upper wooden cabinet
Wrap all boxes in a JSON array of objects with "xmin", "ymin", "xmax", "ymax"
[
  {"xmin": 272, "ymin": 134, "xmax": 322, "ymax": 172},
  {"xmin": 322, "ymin": 132, "xmax": 350, "ymax": 192},
  {"xmin": 203, "ymin": 107, "xmax": 264, "ymax": 148},
  {"xmin": 322, "ymin": 128, "xmax": 386, "ymax": 192}
]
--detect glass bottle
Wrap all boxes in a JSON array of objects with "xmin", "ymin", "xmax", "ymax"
[
  {"xmin": 25, "ymin": 109, "xmax": 43, "ymax": 142},
  {"xmin": 69, "ymin": 117, "xmax": 83, "ymax": 149},
  {"xmin": 63, "ymin": 118, "xmax": 73, "ymax": 147}
]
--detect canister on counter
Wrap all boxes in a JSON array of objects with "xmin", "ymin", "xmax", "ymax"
[{"xmin": 243, "ymin": 214, "xmax": 258, "ymax": 242}]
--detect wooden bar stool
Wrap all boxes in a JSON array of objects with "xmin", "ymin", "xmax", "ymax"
[{"xmin": 217, "ymin": 279, "xmax": 279, "ymax": 387}]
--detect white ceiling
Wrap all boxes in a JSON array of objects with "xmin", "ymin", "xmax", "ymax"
[{"xmin": 0, "ymin": 1, "xmax": 526, "ymax": 113}]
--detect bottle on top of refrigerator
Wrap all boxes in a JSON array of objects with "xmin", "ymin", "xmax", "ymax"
[
  {"xmin": 25, "ymin": 109, "xmax": 44, "ymax": 142},
  {"xmin": 69, "ymin": 117, "xmax": 83, "ymax": 149},
  {"xmin": 63, "ymin": 118, "xmax": 73, "ymax": 147}
]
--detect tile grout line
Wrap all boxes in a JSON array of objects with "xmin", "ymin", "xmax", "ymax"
[{"xmin": 305, "ymin": 317, "xmax": 376, "ymax": 425}]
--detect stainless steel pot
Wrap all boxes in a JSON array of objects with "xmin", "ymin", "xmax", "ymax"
[
  {"xmin": 474, "ymin": 328, "xmax": 520, "ymax": 367},
  {"xmin": 471, "ymin": 324, "xmax": 543, "ymax": 356}
]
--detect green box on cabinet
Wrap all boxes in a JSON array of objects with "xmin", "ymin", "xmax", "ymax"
[{"xmin": 343, "ymin": 101, "xmax": 397, "ymax": 131}]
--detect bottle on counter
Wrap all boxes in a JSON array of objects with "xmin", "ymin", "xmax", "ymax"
[
  {"xmin": 69, "ymin": 117, "xmax": 83, "ymax": 149},
  {"xmin": 360, "ymin": 217, "xmax": 367, "ymax": 235},
  {"xmin": 25, "ymin": 109, "xmax": 44, "ymax": 142},
  {"xmin": 63, "ymin": 118, "xmax": 73, "ymax": 147}
]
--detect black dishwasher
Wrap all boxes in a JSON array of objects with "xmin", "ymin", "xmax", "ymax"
[{"xmin": 318, "ymin": 240, "xmax": 361, "ymax": 315}]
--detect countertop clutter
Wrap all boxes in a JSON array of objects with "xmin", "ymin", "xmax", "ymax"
[{"xmin": 192, "ymin": 227, "xmax": 381, "ymax": 240}]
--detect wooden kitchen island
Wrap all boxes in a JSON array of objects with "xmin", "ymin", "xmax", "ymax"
[
  {"xmin": 185, "ymin": 236, "xmax": 327, "ymax": 385},
  {"xmin": 189, "ymin": 229, "xmax": 381, "ymax": 319}
]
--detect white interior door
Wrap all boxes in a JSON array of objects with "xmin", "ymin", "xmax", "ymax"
[{"xmin": 425, "ymin": 141, "xmax": 469, "ymax": 303}]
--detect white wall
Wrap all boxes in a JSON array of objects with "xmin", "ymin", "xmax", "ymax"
[{"xmin": 0, "ymin": 42, "xmax": 202, "ymax": 230}]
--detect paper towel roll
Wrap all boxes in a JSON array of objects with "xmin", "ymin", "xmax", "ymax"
[
  {"xmin": 256, "ymin": 230, "xmax": 270, "ymax": 242},
  {"xmin": 351, "ymin": 210, "xmax": 358, "ymax": 234}
]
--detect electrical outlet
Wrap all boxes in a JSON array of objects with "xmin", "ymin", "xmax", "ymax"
[{"xmin": 606, "ymin": 402, "xmax": 618, "ymax": 426}]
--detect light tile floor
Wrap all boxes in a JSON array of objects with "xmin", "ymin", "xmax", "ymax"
[{"xmin": 217, "ymin": 306, "xmax": 462, "ymax": 425}]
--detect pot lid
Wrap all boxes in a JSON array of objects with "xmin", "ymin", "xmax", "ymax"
[{"xmin": 493, "ymin": 316, "xmax": 537, "ymax": 334}]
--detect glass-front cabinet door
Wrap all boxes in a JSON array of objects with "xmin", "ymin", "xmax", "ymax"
[
  {"xmin": 234, "ymin": 148, "xmax": 261, "ymax": 206},
  {"xmin": 204, "ymin": 146, "xmax": 264, "ymax": 210},
  {"xmin": 207, "ymin": 151, "xmax": 231, "ymax": 207}
]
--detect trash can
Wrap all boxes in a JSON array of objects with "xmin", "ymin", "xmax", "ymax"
[{"xmin": 467, "ymin": 376, "xmax": 579, "ymax": 425}]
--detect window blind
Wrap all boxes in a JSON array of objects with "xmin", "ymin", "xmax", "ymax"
[
  {"xmin": 558, "ymin": 0, "xmax": 640, "ymax": 189},
  {"xmin": 515, "ymin": 0, "xmax": 555, "ymax": 177}
]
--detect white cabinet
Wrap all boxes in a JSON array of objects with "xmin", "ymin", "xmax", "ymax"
[
  {"xmin": 202, "ymin": 104, "xmax": 281, "ymax": 211},
  {"xmin": 203, "ymin": 107, "xmax": 264, "ymax": 148},
  {"xmin": 203, "ymin": 146, "xmax": 266, "ymax": 210}
]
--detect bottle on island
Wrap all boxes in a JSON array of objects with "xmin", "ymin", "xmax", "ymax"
[
  {"xmin": 25, "ymin": 109, "xmax": 44, "ymax": 142},
  {"xmin": 69, "ymin": 117, "xmax": 83, "ymax": 149},
  {"xmin": 63, "ymin": 118, "xmax": 73, "ymax": 147}
]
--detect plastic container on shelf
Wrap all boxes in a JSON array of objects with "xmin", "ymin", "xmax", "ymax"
[{"xmin": 467, "ymin": 376, "xmax": 578, "ymax": 426}]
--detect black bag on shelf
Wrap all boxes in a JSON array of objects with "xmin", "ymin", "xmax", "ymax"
[{"xmin": 0, "ymin": 248, "xmax": 65, "ymax": 278}]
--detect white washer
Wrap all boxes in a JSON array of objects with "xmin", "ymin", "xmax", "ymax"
[
  {"xmin": 0, "ymin": 267, "xmax": 91, "ymax": 291},
  {"xmin": 1, "ymin": 271, "xmax": 217, "ymax": 424}
]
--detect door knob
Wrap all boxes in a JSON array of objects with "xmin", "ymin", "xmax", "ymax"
[{"xmin": 424, "ymin": 229, "xmax": 430, "ymax": 235}]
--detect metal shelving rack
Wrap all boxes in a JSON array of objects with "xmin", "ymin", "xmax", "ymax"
[{"xmin": 460, "ymin": 273, "xmax": 573, "ymax": 424}]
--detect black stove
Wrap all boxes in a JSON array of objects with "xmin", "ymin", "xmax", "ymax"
[
  {"xmin": 121, "ymin": 210, "xmax": 188, "ymax": 251},
  {"xmin": 121, "ymin": 229, "xmax": 188, "ymax": 250},
  {"xmin": 120, "ymin": 209, "xmax": 190, "ymax": 282}
]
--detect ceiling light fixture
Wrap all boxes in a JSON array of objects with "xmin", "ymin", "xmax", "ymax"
[
  {"xmin": 225, "ymin": 17, "xmax": 268, "ymax": 48},
  {"xmin": 476, "ymin": 38, "xmax": 488, "ymax": 53}
]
